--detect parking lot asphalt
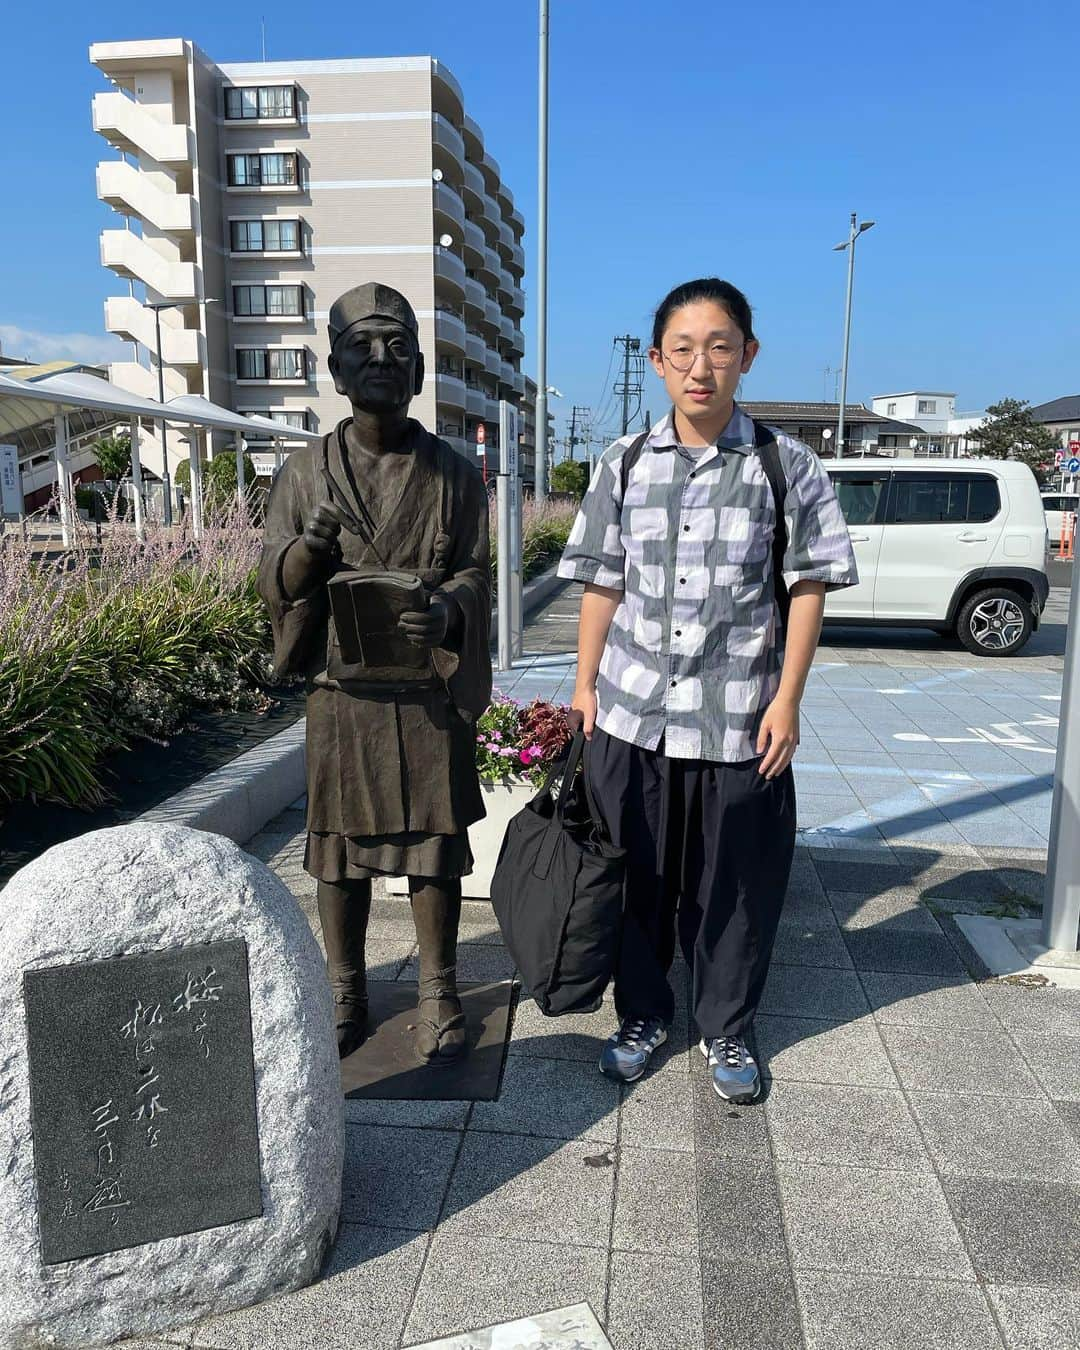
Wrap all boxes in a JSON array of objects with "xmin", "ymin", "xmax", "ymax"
[{"xmin": 495, "ymin": 569, "xmax": 1072, "ymax": 856}]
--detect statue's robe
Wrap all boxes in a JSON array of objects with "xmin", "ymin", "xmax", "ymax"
[{"xmin": 257, "ymin": 420, "xmax": 492, "ymax": 882}]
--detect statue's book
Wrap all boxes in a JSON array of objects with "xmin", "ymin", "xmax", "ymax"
[{"xmin": 326, "ymin": 569, "xmax": 433, "ymax": 673}]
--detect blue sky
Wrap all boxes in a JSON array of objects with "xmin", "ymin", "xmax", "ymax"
[{"xmin": 2, "ymin": 0, "xmax": 1077, "ymax": 446}]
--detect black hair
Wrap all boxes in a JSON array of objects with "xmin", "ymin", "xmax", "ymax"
[{"xmin": 651, "ymin": 278, "xmax": 756, "ymax": 349}]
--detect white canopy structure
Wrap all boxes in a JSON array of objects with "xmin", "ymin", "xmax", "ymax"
[{"xmin": 0, "ymin": 369, "xmax": 320, "ymax": 543}]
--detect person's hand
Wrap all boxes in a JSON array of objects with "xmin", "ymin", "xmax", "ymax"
[
  {"xmin": 399, "ymin": 595, "xmax": 450, "ymax": 648},
  {"xmin": 283, "ymin": 503, "xmax": 343, "ymax": 600},
  {"xmin": 756, "ymin": 695, "xmax": 799, "ymax": 778},
  {"xmin": 570, "ymin": 686, "xmax": 598, "ymax": 740}
]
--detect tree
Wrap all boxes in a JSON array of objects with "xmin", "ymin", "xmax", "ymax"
[
  {"xmin": 175, "ymin": 453, "xmax": 257, "ymax": 509},
  {"xmin": 966, "ymin": 399, "xmax": 1058, "ymax": 484},
  {"xmin": 550, "ymin": 458, "xmax": 590, "ymax": 499},
  {"xmin": 92, "ymin": 433, "xmax": 131, "ymax": 481}
]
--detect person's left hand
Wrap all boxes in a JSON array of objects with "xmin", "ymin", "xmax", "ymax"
[
  {"xmin": 756, "ymin": 695, "xmax": 800, "ymax": 778},
  {"xmin": 399, "ymin": 595, "xmax": 450, "ymax": 648}
]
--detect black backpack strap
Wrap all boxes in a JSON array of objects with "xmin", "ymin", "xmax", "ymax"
[
  {"xmin": 752, "ymin": 420, "xmax": 790, "ymax": 639},
  {"xmin": 619, "ymin": 429, "xmax": 651, "ymax": 501}
]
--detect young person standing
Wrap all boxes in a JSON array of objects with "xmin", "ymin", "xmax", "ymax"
[{"xmin": 558, "ymin": 278, "xmax": 858, "ymax": 1103}]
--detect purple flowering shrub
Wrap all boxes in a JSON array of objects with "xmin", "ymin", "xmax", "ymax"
[{"xmin": 475, "ymin": 693, "xmax": 572, "ymax": 786}]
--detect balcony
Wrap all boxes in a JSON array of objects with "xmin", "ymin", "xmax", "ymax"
[
  {"xmin": 497, "ymin": 218, "xmax": 514, "ymax": 254},
  {"xmin": 499, "ymin": 359, "xmax": 516, "ymax": 389},
  {"xmin": 509, "ymin": 205, "xmax": 525, "ymax": 238},
  {"xmin": 509, "ymin": 325, "xmax": 526, "ymax": 358},
  {"xmin": 475, "ymin": 248, "xmax": 499, "ymax": 289},
  {"xmin": 465, "ymin": 330, "xmax": 485, "ymax": 363},
  {"xmin": 432, "ymin": 114, "xmax": 465, "ymax": 165},
  {"xmin": 461, "ymin": 113, "xmax": 484, "ymax": 162},
  {"xmin": 92, "ymin": 91, "xmax": 190, "ymax": 165},
  {"xmin": 433, "ymin": 247, "xmax": 466, "ymax": 294},
  {"xmin": 465, "ymin": 384, "xmax": 485, "ymax": 417},
  {"xmin": 507, "ymin": 283, "xmax": 526, "ymax": 318},
  {"xmin": 462, "ymin": 161, "xmax": 485, "ymax": 212},
  {"xmin": 512, "ymin": 369, "xmax": 526, "ymax": 397},
  {"xmin": 434, "ymin": 308, "xmax": 467, "ymax": 353},
  {"xmin": 499, "ymin": 314, "xmax": 514, "ymax": 345},
  {"xmin": 481, "ymin": 194, "xmax": 501, "ymax": 233},
  {"xmin": 463, "ymin": 218, "xmax": 485, "ymax": 265},
  {"xmin": 435, "ymin": 373, "xmax": 467, "ymax": 410},
  {"xmin": 483, "ymin": 297, "xmax": 501, "ymax": 331},
  {"xmin": 483, "ymin": 245, "xmax": 502, "ymax": 282},
  {"xmin": 508, "ymin": 241, "xmax": 526, "ymax": 278},
  {"xmin": 463, "ymin": 276, "xmax": 485, "ymax": 317},
  {"xmin": 96, "ymin": 160, "xmax": 195, "ymax": 234},
  {"xmin": 481, "ymin": 148, "xmax": 501, "ymax": 191},
  {"xmin": 105, "ymin": 297, "xmax": 204, "ymax": 366},
  {"xmin": 485, "ymin": 397, "xmax": 502, "ymax": 424},
  {"xmin": 100, "ymin": 230, "xmax": 197, "ymax": 301},
  {"xmin": 433, "ymin": 181, "xmax": 465, "ymax": 233},
  {"xmin": 483, "ymin": 346, "xmax": 500, "ymax": 378}
]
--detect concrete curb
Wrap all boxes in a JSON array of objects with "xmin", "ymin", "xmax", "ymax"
[{"xmin": 141, "ymin": 566, "xmax": 570, "ymax": 845}]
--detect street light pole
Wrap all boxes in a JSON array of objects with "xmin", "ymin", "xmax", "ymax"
[
  {"xmin": 833, "ymin": 213, "xmax": 875, "ymax": 462},
  {"xmin": 534, "ymin": 0, "xmax": 550, "ymax": 500},
  {"xmin": 1044, "ymin": 547, "xmax": 1080, "ymax": 952}
]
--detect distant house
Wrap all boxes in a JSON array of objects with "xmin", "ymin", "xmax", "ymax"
[
  {"xmin": 1029, "ymin": 396, "xmax": 1080, "ymax": 449},
  {"xmin": 741, "ymin": 401, "xmax": 926, "ymax": 457}
]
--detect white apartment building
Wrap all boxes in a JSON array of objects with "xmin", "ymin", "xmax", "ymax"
[
  {"xmin": 871, "ymin": 391, "xmax": 957, "ymax": 435},
  {"xmin": 89, "ymin": 40, "xmax": 526, "ymax": 480}
]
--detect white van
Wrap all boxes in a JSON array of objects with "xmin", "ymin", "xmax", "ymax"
[
  {"xmin": 1041, "ymin": 491, "xmax": 1079, "ymax": 549},
  {"xmin": 823, "ymin": 458, "xmax": 1050, "ymax": 656}
]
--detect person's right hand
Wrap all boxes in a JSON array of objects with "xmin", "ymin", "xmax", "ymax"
[{"xmin": 569, "ymin": 686, "xmax": 598, "ymax": 740}]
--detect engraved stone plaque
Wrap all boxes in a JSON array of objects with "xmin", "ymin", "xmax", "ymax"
[{"xmin": 24, "ymin": 938, "xmax": 263, "ymax": 1265}]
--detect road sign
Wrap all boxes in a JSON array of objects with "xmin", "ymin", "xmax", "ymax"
[
  {"xmin": 476, "ymin": 422, "xmax": 485, "ymax": 445},
  {"xmin": 1055, "ymin": 449, "xmax": 1065, "ymax": 466},
  {"xmin": 1068, "ymin": 457, "xmax": 1080, "ymax": 476},
  {"xmin": 1069, "ymin": 440, "xmax": 1080, "ymax": 454},
  {"xmin": 0, "ymin": 444, "xmax": 20, "ymax": 516}
]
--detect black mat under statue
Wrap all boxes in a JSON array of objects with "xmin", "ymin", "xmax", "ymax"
[{"xmin": 340, "ymin": 980, "xmax": 516, "ymax": 1102}]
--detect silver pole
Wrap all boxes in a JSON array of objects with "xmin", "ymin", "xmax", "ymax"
[
  {"xmin": 188, "ymin": 428, "xmax": 204, "ymax": 540},
  {"xmin": 496, "ymin": 471, "xmax": 512, "ymax": 671},
  {"xmin": 534, "ymin": 0, "xmax": 550, "ymax": 499},
  {"xmin": 1044, "ymin": 551, "xmax": 1080, "ymax": 952},
  {"xmin": 836, "ymin": 212, "xmax": 856, "ymax": 462},
  {"xmin": 53, "ymin": 413, "xmax": 73, "ymax": 549},
  {"xmin": 153, "ymin": 304, "xmax": 173, "ymax": 526},
  {"xmin": 128, "ymin": 416, "xmax": 145, "ymax": 542},
  {"xmin": 234, "ymin": 431, "xmax": 246, "ymax": 509}
]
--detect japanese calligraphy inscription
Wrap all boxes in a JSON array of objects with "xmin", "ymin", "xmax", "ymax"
[{"xmin": 23, "ymin": 938, "xmax": 262, "ymax": 1265}]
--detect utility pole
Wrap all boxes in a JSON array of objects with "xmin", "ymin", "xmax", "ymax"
[
  {"xmin": 534, "ymin": 0, "xmax": 550, "ymax": 499},
  {"xmin": 568, "ymin": 405, "xmax": 589, "ymax": 459},
  {"xmin": 614, "ymin": 334, "xmax": 643, "ymax": 436}
]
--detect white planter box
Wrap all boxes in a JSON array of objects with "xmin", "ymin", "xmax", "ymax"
[{"xmin": 385, "ymin": 778, "xmax": 534, "ymax": 900}]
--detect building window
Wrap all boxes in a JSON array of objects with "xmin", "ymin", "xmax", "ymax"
[
  {"xmin": 227, "ymin": 153, "xmax": 298, "ymax": 188},
  {"xmin": 233, "ymin": 284, "xmax": 305, "ymax": 317},
  {"xmin": 917, "ymin": 399, "xmax": 937, "ymax": 415},
  {"xmin": 886, "ymin": 402, "xmax": 896, "ymax": 415},
  {"xmin": 225, "ymin": 86, "xmax": 296, "ymax": 120},
  {"xmin": 230, "ymin": 218, "xmax": 301, "ymax": 253},
  {"xmin": 236, "ymin": 349, "xmax": 307, "ymax": 381},
  {"xmin": 242, "ymin": 409, "xmax": 309, "ymax": 439}
]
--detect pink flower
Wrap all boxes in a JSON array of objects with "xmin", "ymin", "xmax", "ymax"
[{"xmin": 490, "ymin": 731, "xmax": 502, "ymax": 742}]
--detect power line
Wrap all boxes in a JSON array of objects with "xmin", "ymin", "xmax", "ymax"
[
  {"xmin": 567, "ymin": 404, "xmax": 590, "ymax": 459},
  {"xmin": 613, "ymin": 334, "xmax": 645, "ymax": 435}
]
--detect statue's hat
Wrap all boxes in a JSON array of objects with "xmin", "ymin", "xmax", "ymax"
[{"xmin": 328, "ymin": 283, "xmax": 419, "ymax": 351}]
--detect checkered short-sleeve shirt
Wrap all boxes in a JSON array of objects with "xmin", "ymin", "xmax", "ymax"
[{"xmin": 557, "ymin": 404, "xmax": 858, "ymax": 762}]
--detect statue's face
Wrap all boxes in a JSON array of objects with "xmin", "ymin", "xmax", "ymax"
[{"xmin": 329, "ymin": 318, "xmax": 425, "ymax": 414}]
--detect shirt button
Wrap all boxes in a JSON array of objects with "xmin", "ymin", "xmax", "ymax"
[
  {"xmin": 679, "ymin": 577, "xmax": 687, "ymax": 585},
  {"xmin": 689, "ymin": 472, "xmax": 696, "ymax": 479},
  {"xmin": 675, "ymin": 629, "xmax": 682, "ymax": 637},
  {"xmin": 670, "ymin": 679, "xmax": 677, "ymax": 687},
  {"xmin": 683, "ymin": 524, "xmax": 690, "ymax": 532}
]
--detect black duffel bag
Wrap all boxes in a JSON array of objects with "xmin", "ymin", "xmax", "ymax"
[{"xmin": 491, "ymin": 729, "xmax": 625, "ymax": 1016}]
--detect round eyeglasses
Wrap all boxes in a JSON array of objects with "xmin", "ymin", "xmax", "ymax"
[{"xmin": 662, "ymin": 342, "xmax": 744, "ymax": 373}]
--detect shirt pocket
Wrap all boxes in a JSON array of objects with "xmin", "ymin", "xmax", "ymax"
[{"xmin": 720, "ymin": 505, "xmax": 773, "ymax": 566}]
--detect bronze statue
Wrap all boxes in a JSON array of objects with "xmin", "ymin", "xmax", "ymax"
[{"xmin": 257, "ymin": 283, "xmax": 492, "ymax": 1063}]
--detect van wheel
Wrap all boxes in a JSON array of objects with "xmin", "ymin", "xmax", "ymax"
[{"xmin": 956, "ymin": 588, "xmax": 1032, "ymax": 656}]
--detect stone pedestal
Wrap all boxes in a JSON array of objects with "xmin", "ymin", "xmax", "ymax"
[{"xmin": 0, "ymin": 823, "xmax": 343, "ymax": 1348}]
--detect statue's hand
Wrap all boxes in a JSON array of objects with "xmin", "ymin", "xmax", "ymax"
[
  {"xmin": 399, "ymin": 595, "xmax": 450, "ymax": 648},
  {"xmin": 302, "ymin": 502, "xmax": 344, "ymax": 562}
]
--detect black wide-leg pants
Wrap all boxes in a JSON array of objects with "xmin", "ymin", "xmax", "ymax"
[{"xmin": 585, "ymin": 727, "xmax": 797, "ymax": 1039}]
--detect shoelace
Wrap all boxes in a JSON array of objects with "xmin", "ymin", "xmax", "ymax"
[
  {"xmin": 719, "ymin": 1036, "xmax": 748, "ymax": 1068},
  {"xmin": 618, "ymin": 1018, "xmax": 653, "ymax": 1048}
]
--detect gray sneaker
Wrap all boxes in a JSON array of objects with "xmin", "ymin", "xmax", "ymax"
[
  {"xmin": 599, "ymin": 1017, "xmax": 668, "ymax": 1083},
  {"xmin": 699, "ymin": 1036, "xmax": 760, "ymax": 1103}
]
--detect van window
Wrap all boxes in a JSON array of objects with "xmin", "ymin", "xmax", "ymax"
[
  {"xmin": 889, "ymin": 474, "xmax": 1000, "ymax": 524},
  {"xmin": 831, "ymin": 473, "xmax": 889, "ymax": 525}
]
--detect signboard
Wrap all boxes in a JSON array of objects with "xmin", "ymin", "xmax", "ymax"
[
  {"xmin": 1067, "ymin": 457, "xmax": 1080, "ymax": 476},
  {"xmin": 1055, "ymin": 449, "xmax": 1065, "ymax": 467},
  {"xmin": 0, "ymin": 444, "xmax": 20, "ymax": 516},
  {"xmin": 1069, "ymin": 441, "xmax": 1080, "ymax": 454},
  {"xmin": 24, "ymin": 939, "xmax": 263, "ymax": 1265}
]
